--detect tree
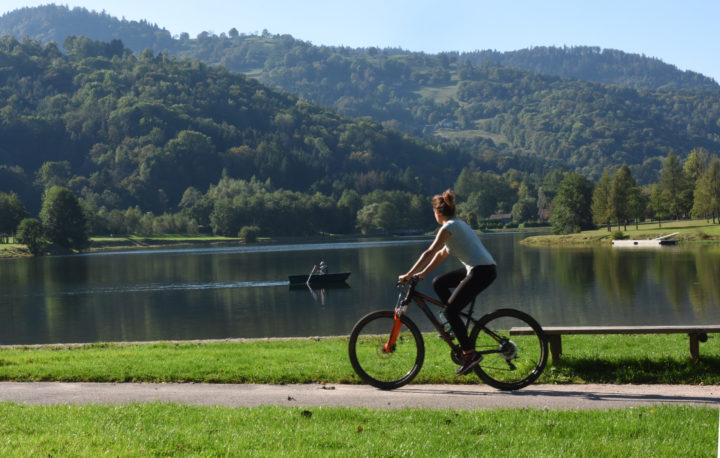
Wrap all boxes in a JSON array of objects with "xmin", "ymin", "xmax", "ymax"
[
  {"xmin": 39, "ymin": 186, "xmax": 90, "ymax": 250},
  {"xmin": 455, "ymin": 169, "xmax": 515, "ymax": 218},
  {"xmin": 608, "ymin": 164, "xmax": 636, "ymax": 230},
  {"xmin": 356, "ymin": 203, "xmax": 381, "ymax": 234},
  {"xmin": 692, "ymin": 156, "xmax": 720, "ymax": 223},
  {"xmin": 179, "ymin": 186, "xmax": 213, "ymax": 228},
  {"xmin": 238, "ymin": 225, "xmax": 260, "ymax": 242},
  {"xmin": 649, "ymin": 183, "xmax": 668, "ymax": 227},
  {"xmin": 337, "ymin": 189, "xmax": 363, "ymax": 233},
  {"xmin": 511, "ymin": 198, "xmax": 537, "ymax": 224},
  {"xmin": 684, "ymin": 147, "xmax": 710, "ymax": 188},
  {"xmin": 34, "ymin": 161, "xmax": 72, "ymax": 190},
  {"xmin": 591, "ymin": 169, "xmax": 612, "ymax": 231},
  {"xmin": 0, "ymin": 192, "xmax": 28, "ymax": 242},
  {"xmin": 549, "ymin": 172, "xmax": 593, "ymax": 234},
  {"xmin": 209, "ymin": 199, "xmax": 241, "ymax": 236},
  {"xmin": 16, "ymin": 218, "xmax": 49, "ymax": 256},
  {"xmin": 511, "ymin": 180, "xmax": 538, "ymax": 224},
  {"xmin": 627, "ymin": 187, "xmax": 647, "ymax": 229},
  {"xmin": 659, "ymin": 150, "xmax": 689, "ymax": 220},
  {"xmin": 536, "ymin": 186, "xmax": 551, "ymax": 221}
]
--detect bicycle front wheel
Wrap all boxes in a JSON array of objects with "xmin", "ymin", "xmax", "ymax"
[
  {"xmin": 469, "ymin": 308, "xmax": 547, "ymax": 390},
  {"xmin": 348, "ymin": 310, "xmax": 424, "ymax": 390}
]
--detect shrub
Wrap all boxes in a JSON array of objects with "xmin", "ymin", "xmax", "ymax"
[
  {"xmin": 239, "ymin": 225, "xmax": 261, "ymax": 243},
  {"xmin": 16, "ymin": 218, "xmax": 49, "ymax": 256},
  {"xmin": 611, "ymin": 230, "xmax": 626, "ymax": 240}
]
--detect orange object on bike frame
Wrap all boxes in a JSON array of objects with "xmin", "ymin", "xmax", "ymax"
[{"xmin": 383, "ymin": 311, "xmax": 404, "ymax": 353}]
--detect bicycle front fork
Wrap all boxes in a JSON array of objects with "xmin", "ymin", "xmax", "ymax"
[{"xmin": 383, "ymin": 310, "xmax": 404, "ymax": 353}]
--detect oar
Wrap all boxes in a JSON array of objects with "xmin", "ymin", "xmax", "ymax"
[{"xmin": 306, "ymin": 265, "xmax": 317, "ymax": 286}]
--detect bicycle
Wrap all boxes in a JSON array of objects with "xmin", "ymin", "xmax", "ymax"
[{"xmin": 348, "ymin": 276, "xmax": 548, "ymax": 390}]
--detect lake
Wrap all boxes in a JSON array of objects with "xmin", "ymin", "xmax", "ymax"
[{"xmin": 1, "ymin": 233, "xmax": 720, "ymax": 345}]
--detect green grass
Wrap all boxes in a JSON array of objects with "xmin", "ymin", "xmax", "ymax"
[
  {"xmin": 1, "ymin": 337, "xmax": 717, "ymax": 455},
  {"xmin": 0, "ymin": 240, "xmax": 29, "ymax": 258},
  {"xmin": 522, "ymin": 218, "xmax": 720, "ymax": 246},
  {"xmin": 414, "ymin": 83, "xmax": 459, "ymax": 103},
  {"xmin": 0, "ymin": 403, "xmax": 716, "ymax": 456},
  {"xmin": 1, "ymin": 333, "xmax": 718, "ymax": 385}
]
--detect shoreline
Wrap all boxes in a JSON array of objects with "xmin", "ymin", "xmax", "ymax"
[
  {"xmin": 3, "ymin": 221, "xmax": 719, "ymax": 257},
  {"xmin": 0, "ymin": 232, "xmax": 433, "ymax": 259},
  {"xmin": 521, "ymin": 219, "xmax": 720, "ymax": 247}
]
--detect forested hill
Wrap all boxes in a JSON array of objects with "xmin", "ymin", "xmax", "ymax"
[
  {"xmin": 0, "ymin": 5, "xmax": 177, "ymax": 55},
  {"xmin": 2, "ymin": 5, "xmax": 716, "ymax": 92},
  {"xmin": 459, "ymin": 47, "xmax": 718, "ymax": 91},
  {"xmin": 0, "ymin": 36, "xmax": 459, "ymax": 214},
  {"xmin": 3, "ymin": 5, "xmax": 720, "ymax": 185}
]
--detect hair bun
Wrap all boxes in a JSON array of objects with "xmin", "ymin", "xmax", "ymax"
[{"xmin": 442, "ymin": 189, "xmax": 455, "ymax": 207}]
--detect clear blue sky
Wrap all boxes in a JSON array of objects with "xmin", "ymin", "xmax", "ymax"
[{"xmin": 3, "ymin": 1, "xmax": 719, "ymax": 82}]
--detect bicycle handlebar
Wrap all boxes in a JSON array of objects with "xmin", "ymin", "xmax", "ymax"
[
  {"xmin": 395, "ymin": 276, "xmax": 420, "ymax": 309},
  {"xmin": 396, "ymin": 275, "xmax": 419, "ymax": 288}
]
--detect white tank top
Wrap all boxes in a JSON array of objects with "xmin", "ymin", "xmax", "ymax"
[{"xmin": 441, "ymin": 219, "xmax": 496, "ymax": 272}]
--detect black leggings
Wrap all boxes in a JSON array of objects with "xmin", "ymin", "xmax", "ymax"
[{"xmin": 432, "ymin": 265, "xmax": 497, "ymax": 350}]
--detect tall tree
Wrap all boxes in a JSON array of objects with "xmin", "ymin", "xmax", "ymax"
[
  {"xmin": 683, "ymin": 147, "xmax": 710, "ymax": 188},
  {"xmin": 591, "ymin": 169, "xmax": 612, "ymax": 231},
  {"xmin": 627, "ymin": 187, "xmax": 647, "ymax": 230},
  {"xmin": 659, "ymin": 150, "xmax": 689, "ymax": 220},
  {"xmin": 608, "ymin": 164, "xmax": 636, "ymax": 230},
  {"xmin": 692, "ymin": 156, "xmax": 720, "ymax": 223},
  {"xmin": 649, "ymin": 183, "xmax": 668, "ymax": 227},
  {"xmin": 39, "ymin": 186, "xmax": 90, "ymax": 251},
  {"xmin": 549, "ymin": 172, "xmax": 593, "ymax": 234}
]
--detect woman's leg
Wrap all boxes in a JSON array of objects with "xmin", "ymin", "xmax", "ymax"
[
  {"xmin": 443, "ymin": 265, "xmax": 497, "ymax": 350},
  {"xmin": 432, "ymin": 268, "xmax": 466, "ymax": 304}
]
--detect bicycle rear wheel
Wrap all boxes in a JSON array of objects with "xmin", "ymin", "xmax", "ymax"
[
  {"xmin": 348, "ymin": 310, "xmax": 424, "ymax": 390},
  {"xmin": 469, "ymin": 308, "xmax": 547, "ymax": 390}
]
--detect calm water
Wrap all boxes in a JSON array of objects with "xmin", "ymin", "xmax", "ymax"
[{"xmin": 1, "ymin": 233, "xmax": 720, "ymax": 345}]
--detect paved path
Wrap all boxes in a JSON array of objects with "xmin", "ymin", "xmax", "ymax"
[{"xmin": 1, "ymin": 382, "xmax": 718, "ymax": 410}]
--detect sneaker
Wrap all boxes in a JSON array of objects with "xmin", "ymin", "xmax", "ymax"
[{"xmin": 456, "ymin": 351, "xmax": 483, "ymax": 376}]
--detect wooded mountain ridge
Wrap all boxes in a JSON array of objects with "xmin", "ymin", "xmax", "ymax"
[
  {"xmin": 2, "ymin": 5, "xmax": 716, "ymax": 92},
  {"xmin": 2, "ymin": 5, "xmax": 720, "ymax": 185}
]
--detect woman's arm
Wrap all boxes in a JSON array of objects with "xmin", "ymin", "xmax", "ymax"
[{"xmin": 398, "ymin": 229, "xmax": 451, "ymax": 283}]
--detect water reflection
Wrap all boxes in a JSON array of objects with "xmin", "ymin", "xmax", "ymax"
[{"xmin": 1, "ymin": 235, "xmax": 719, "ymax": 345}]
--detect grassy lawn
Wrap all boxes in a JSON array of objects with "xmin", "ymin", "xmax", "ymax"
[
  {"xmin": 88, "ymin": 234, "xmax": 244, "ymax": 250},
  {"xmin": 1, "ymin": 333, "xmax": 718, "ymax": 385},
  {"xmin": 522, "ymin": 218, "xmax": 720, "ymax": 246},
  {"xmin": 1, "ymin": 336, "xmax": 718, "ymax": 455},
  {"xmin": 0, "ymin": 235, "xmax": 247, "ymax": 258},
  {"xmin": 0, "ymin": 242, "xmax": 29, "ymax": 258},
  {"xmin": 0, "ymin": 403, "xmax": 715, "ymax": 456}
]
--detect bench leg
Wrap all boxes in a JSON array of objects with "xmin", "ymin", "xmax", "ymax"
[
  {"xmin": 688, "ymin": 333, "xmax": 700, "ymax": 363},
  {"xmin": 548, "ymin": 335, "xmax": 562, "ymax": 364}
]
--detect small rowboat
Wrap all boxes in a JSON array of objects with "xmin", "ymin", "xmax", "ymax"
[{"xmin": 288, "ymin": 272, "xmax": 351, "ymax": 286}]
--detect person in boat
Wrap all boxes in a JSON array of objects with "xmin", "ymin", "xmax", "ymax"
[
  {"xmin": 398, "ymin": 189, "xmax": 497, "ymax": 376},
  {"xmin": 318, "ymin": 261, "xmax": 328, "ymax": 274}
]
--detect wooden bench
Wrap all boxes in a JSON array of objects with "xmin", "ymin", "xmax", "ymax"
[{"xmin": 509, "ymin": 325, "xmax": 720, "ymax": 364}]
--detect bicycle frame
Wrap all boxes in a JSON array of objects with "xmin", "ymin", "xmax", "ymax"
[{"xmin": 385, "ymin": 278, "xmax": 476, "ymax": 354}]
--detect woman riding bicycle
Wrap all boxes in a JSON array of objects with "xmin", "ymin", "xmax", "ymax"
[{"xmin": 398, "ymin": 189, "xmax": 497, "ymax": 376}]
